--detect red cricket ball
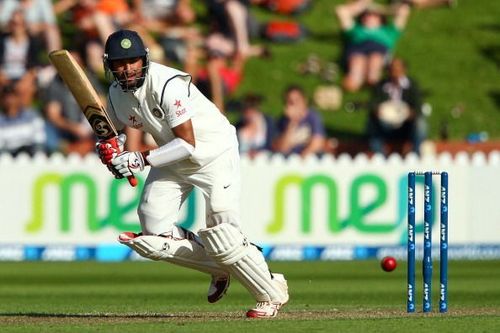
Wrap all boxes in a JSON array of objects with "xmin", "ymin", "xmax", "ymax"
[{"xmin": 381, "ymin": 256, "xmax": 397, "ymax": 272}]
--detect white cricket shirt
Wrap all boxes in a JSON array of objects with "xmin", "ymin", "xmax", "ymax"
[{"xmin": 106, "ymin": 62, "xmax": 238, "ymax": 168}]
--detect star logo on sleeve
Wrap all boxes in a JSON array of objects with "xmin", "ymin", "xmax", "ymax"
[{"xmin": 174, "ymin": 99, "xmax": 187, "ymax": 117}]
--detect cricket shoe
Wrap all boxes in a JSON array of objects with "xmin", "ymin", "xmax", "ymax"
[
  {"xmin": 246, "ymin": 273, "xmax": 289, "ymax": 318},
  {"xmin": 208, "ymin": 275, "xmax": 230, "ymax": 303}
]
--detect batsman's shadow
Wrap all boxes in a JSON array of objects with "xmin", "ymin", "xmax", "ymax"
[{"xmin": 0, "ymin": 312, "xmax": 206, "ymax": 319}]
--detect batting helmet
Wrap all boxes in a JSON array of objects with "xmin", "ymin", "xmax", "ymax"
[{"xmin": 103, "ymin": 30, "xmax": 150, "ymax": 91}]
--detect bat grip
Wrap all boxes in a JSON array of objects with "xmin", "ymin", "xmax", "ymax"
[
  {"xmin": 127, "ymin": 176, "xmax": 138, "ymax": 187},
  {"xmin": 100, "ymin": 136, "xmax": 138, "ymax": 187}
]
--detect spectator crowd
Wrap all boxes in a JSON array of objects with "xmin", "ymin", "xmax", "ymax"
[{"xmin": 0, "ymin": 0, "xmax": 455, "ymax": 158}]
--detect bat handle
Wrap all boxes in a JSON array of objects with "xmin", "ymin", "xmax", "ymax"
[
  {"xmin": 127, "ymin": 176, "xmax": 138, "ymax": 187},
  {"xmin": 100, "ymin": 136, "xmax": 138, "ymax": 187}
]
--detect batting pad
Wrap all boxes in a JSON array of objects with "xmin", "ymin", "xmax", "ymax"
[
  {"xmin": 118, "ymin": 230, "xmax": 227, "ymax": 277},
  {"xmin": 198, "ymin": 223, "xmax": 288, "ymax": 303}
]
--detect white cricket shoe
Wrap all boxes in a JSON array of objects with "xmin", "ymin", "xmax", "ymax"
[
  {"xmin": 208, "ymin": 275, "xmax": 230, "ymax": 303},
  {"xmin": 246, "ymin": 301, "xmax": 283, "ymax": 318},
  {"xmin": 246, "ymin": 273, "xmax": 289, "ymax": 318}
]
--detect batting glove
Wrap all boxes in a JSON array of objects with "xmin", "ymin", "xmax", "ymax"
[
  {"xmin": 96, "ymin": 133, "xmax": 127, "ymax": 165},
  {"xmin": 110, "ymin": 151, "xmax": 147, "ymax": 178}
]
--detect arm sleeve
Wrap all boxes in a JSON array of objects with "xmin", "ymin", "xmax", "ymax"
[
  {"xmin": 161, "ymin": 76, "xmax": 194, "ymax": 129},
  {"xmin": 386, "ymin": 23, "xmax": 403, "ymax": 45}
]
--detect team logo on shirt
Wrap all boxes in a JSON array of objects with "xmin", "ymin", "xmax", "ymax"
[
  {"xmin": 128, "ymin": 115, "xmax": 143, "ymax": 129},
  {"xmin": 174, "ymin": 99, "xmax": 187, "ymax": 117},
  {"xmin": 152, "ymin": 108, "xmax": 164, "ymax": 119}
]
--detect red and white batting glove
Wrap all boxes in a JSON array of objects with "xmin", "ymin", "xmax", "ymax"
[
  {"xmin": 110, "ymin": 151, "xmax": 148, "ymax": 178},
  {"xmin": 96, "ymin": 133, "xmax": 127, "ymax": 165}
]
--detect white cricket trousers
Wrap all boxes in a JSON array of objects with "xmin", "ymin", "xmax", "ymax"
[{"xmin": 138, "ymin": 147, "xmax": 241, "ymax": 235}]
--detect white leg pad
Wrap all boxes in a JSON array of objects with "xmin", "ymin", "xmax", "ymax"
[
  {"xmin": 198, "ymin": 223, "xmax": 288, "ymax": 303},
  {"xmin": 118, "ymin": 228, "xmax": 227, "ymax": 277}
]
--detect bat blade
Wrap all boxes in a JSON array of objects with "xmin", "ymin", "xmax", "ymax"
[
  {"xmin": 48, "ymin": 49, "xmax": 116, "ymax": 140},
  {"xmin": 48, "ymin": 49, "xmax": 137, "ymax": 187}
]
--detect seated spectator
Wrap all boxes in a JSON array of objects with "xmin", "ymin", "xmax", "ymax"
[
  {"xmin": 272, "ymin": 85, "xmax": 326, "ymax": 157},
  {"xmin": 235, "ymin": 94, "xmax": 276, "ymax": 157},
  {"xmin": 0, "ymin": 84, "xmax": 46, "ymax": 156},
  {"xmin": 0, "ymin": 9, "xmax": 41, "ymax": 107},
  {"xmin": 42, "ymin": 52, "xmax": 101, "ymax": 155},
  {"xmin": 128, "ymin": 0, "xmax": 202, "ymax": 75},
  {"xmin": 0, "ymin": 0, "xmax": 62, "ymax": 52},
  {"xmin": 335, "ymin": 0, "xmax": 410, "ymax": 92},
  {"xmin": 365, "ymin": 58, "xmax": 427, "ymax": 156}
]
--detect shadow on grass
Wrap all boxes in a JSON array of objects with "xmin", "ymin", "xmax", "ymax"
[
  {"xmin": 0, "ymin": 312, "xmax": 199, "ymax": 318},
  {"xmin": 0, "ymin": 311, "xmax": 246, "ymax": 324}
]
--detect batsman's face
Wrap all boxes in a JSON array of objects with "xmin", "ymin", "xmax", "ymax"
[{"xmin": 111, "ymin": 57, "xmax": 144, "ymax": 87}]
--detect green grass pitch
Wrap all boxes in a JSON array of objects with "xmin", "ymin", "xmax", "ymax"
[{"xmin": 0, "ymin": 260, "xmax": 499, "ymax": 332}]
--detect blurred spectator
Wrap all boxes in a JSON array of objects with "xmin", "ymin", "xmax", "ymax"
[
  {"xmin": 272, "ymin": 85, "xmax": 326, "ymax": 157},
  {"xmin": 129, "ymin": 0, "xmax": 202, "ymax": 75},
  {"xmin": 258, "ymin": 0, "xmax": 312, "ymax": 15},
  {"xmin": 131, "ymin": 0, "xmax": 195, "ymax": 28},
  {"xmin": 54, "ymin": 0, "xmax": 132, "ymax": 75},
  {"xmin": 41, "ymin": 51, "xmax": 101, "ymax": 155},
  {"xmin": 235, "ymin": 94, "xmax": 276, "ymax": 157},
  {"xmin": 195, "ymin": 54, "xmax": 245, "ymax": 112},
  {"xmin": 365, "ymin": 58, "xmax": 427, "ymax": 156},
  {"xmin": 201, "ymin": 0, "xmax": 268, "ymax": 111},
  {"xmin": 0, "ymin": 84, "xmax": 46, "ymax": 156},
  {"xmin": 205, "ymin": 0, "xmax": 266, "ymax": 59},
  {"xmin": 0, "ymin": 9, "xmax": 41, "ymax": 107},
  {"xmin": 335, "ymin": 0, "xmax": 410, "ymax": 92},
  {"xmin": 0, "ymin": 0, "xmax": 62, "ymax": 52}
]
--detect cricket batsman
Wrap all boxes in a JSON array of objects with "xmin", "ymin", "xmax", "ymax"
[{"xmin": 96, "ymin": 29, "xmax": 289, "ymax": 318}]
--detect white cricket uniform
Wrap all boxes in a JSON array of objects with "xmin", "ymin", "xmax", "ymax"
[{"xmin": 106, "ymin": 62, "xmax": 240, "ymax": 235}]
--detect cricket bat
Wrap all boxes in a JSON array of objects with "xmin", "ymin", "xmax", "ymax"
[{"xmin": 48, "ymin": 49, "xmax": 137, "ymax": 187}]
